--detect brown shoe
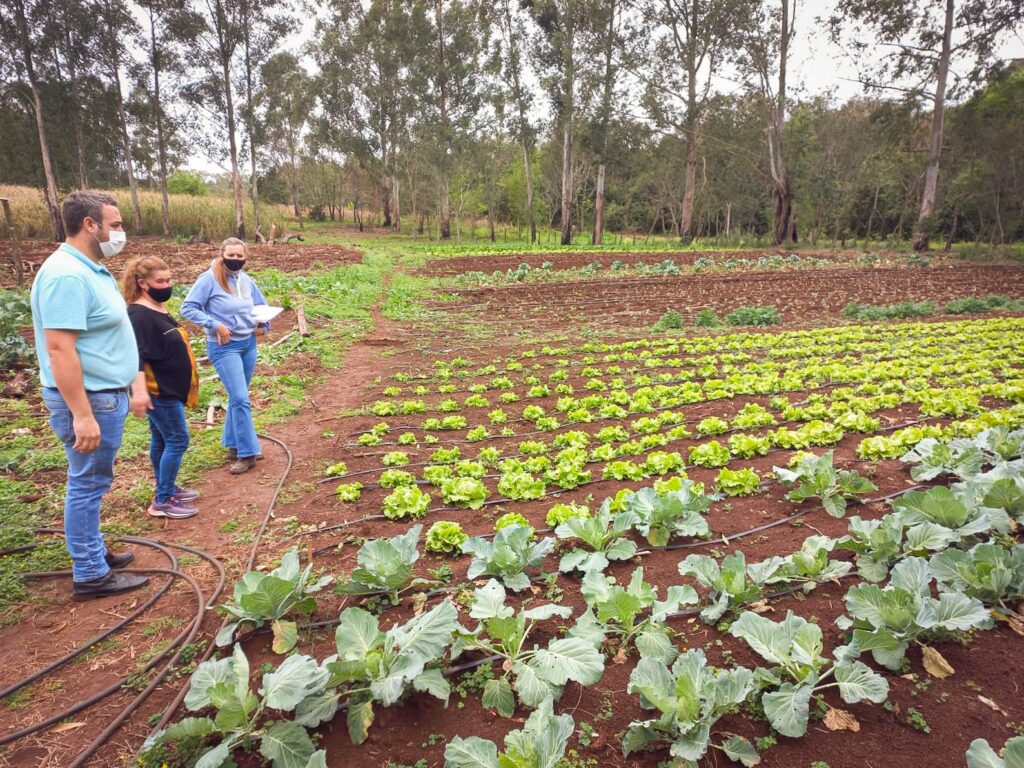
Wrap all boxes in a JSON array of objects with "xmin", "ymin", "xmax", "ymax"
[
  {"xmin": 229, "ymin": 457, "xmax": 258, "ymax": 474},
  {"xmin": 226, "ymin": 448, "xmax": 238, "ymax": 461}
]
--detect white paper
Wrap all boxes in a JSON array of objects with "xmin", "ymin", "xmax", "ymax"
[{"xmin": 251, "ymin": 305, "xmax": 284, "ymax": 323}]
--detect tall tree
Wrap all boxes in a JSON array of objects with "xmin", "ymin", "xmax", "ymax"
[
  {"xmin": 189, "ymin": 0, "xmax": 247, "ymax": 239},
  {"xmin": 647, "ymin": 0, "xmax": 753, "ymax": 241},
  {"xmin": 531, "ymin": 0, "xmax": 594, "ymax": 245},
  {"xmin": 0, "ymin": 0, "xmax": 63, "ymax": 240},
  {"xmin": 832, "ymin": 0, "xmax": 1024, "ymax": 251},
  {"xmin": 491, "ymin": 0, "xmax": 538, "ymax": 243},
  {"xmin": 98, "ymin": 0, "xmax": 143, "ymax": 231},
  {"xmin": 315, "ymin": 0, "xmax": 421, "ymax": 229},
  {"xmin": 261, "ymin": 52, "xmax": 312, "ymax": 219}
]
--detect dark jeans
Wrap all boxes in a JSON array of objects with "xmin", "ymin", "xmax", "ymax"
[{"xmin": 148, "ymin": 396, "xmax": 190, "ymax": 502}]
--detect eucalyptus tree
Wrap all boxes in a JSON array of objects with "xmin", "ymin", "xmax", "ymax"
[
  {"xmin": 0, "ymin": 0, "xmax": 63, "ymax": 239},
  {"xmin": 645, "ymin": 0, "xmax": 756, "ymax": 242},
  {"xmin": 831, "ymin": 0, "xmax": 1024, "ymax": 251},
  {"xmin": 261, "ymin": 52, "xmax": 314, "ymax": 220},
  {"xmin": 315, "ymin": 0, "xmax": 422, "ymax": 229}
]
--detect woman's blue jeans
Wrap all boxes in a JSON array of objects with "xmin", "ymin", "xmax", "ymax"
[
  {"xmin": 148, "ymin": 396, "xmax": 190, "ymax": 502},
  {"xmin": 207, "ymin": 335, "xmax": 260, "ymax": 458},
  {"xmin": 41, "ymin": 387, "xmax": 127, "ymax": 582}
]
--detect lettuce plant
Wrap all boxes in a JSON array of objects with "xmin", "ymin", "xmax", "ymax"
[
  {"xmin": 728, "ymin": 432, "xmax": 771, "ymax": 458},
  {"xmin": 381, "ymin": 451, "xmax": 409, "ymax": 467},
  {"xmin": 425, "ymin": 520, "xmax": 468, "ymax": 555},
  {"xmin": 441, "ymin": 476, "xmax": 489, "ymax": 509},
  {"xmin": 544, "ymin": 460, "xmax": 592, "ymax": 489},
  {"xmin": 716, "ymin": 467, "xmax": 761, "ymax": 496},
  {"xmin": 602, "ymin": 460, "xmax": 645, "ymax": 481},
  {"xmin": 324, "ymin": 460, "xmax": 348, "ymax": 477},
  {"xmin": 379, "ymin": 469, "xmax": 416, "ymax": 489},
  {"xmin": 545, "ymin": 502, "xmax": 590, "ymax": 527},
  {"xmin": 689, "ymin": 441, "xmax": 730, "ymax": 468},
  {"xmin": 497, "ymin": 470, "xmax": 546, "ymax": 500},
  {"xmin": 836, "ymin": 557, "xmax": 993, "ymax": 671},
  {"xmin": 623, "ymin": 650, "xmax": 758, "ymax": 767},
  {"xmin": 495, "ymin": 512, "xmax": 534, "ymax": 537},
  {"xmin": 382, "ymin": 485, "xmax": 431, "ymax": 520},
  {"xmin": 642, "ymin": 450, "xmax": 685, "ymax": 476},
  {"xmin": 463, "ymin": 525, "xmax": 555, "ymax": 592},
  {"xmin": 730, "ymin": 610, "xmax": 889, "ymax": 737},
  {"xmin": 450, "ymin": 580, "xmax": 604, "ymax": 717},
  {"xmin": 335, "ymin": 482, "xmax": 363, "ymax": 502},
  {"xmin": 216, "ymin": 548, "xmax": 332, "ymax": 652}
]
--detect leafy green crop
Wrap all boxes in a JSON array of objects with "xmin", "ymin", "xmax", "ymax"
[
  {"xmin": 425, "ymin": 521, "xmax": 468, "ymax": 555},
  {"xmin": 900, "ymin": 437, "xmax": 987, "ymax": 481},
  {"xmin": 623, "ymin": 649, "xmax": 758, "ymax": 766},
  {"xmin": 441, "ymin": 477, "xmax": 489, "ymax": 509},
  {"xmin": 382, "ymin": 486, "xmax": 431, "ymax": 519},
  {"xmin": 570, "ymin": 567, "xmax": 697, "ymax": 663},
  {"xmin": 336, "ymin": 525, "xmax": 427, "ymax": 602},
  {"xmin": 216, "ymin": 548, "xmax": 332, "ymax": 652},
  {"xmin": 930, "ymin": 542, "xmax": 1024, "ymax": 606},
  {"xmin": 451, "ymin": 580, "xmax": 604, "ymax": 717},
  {"xmin": 444, "ymin": 697, "xmax": 574, "ymax": 768},
  {"xmin": 965, "ymin": 735, "xmax": 1024, "ymax": 768},
  {"xmin": 497, "ymin": 470, "xmax": 546, "ymax": 500},
  {"xmin": 331, "ymin": 600, "xmax": 459, "ymax": 744},
  {"xmin": 335, "ymin": 482, "xmax": 363, "ymax": 502},
  {"xmin": 731, "ymin": 610, "xmax": 888, "ymax": 737},
  {"xmin": 836, "ymin": 557, "xmax": 993, "ymax": 670},
  {"xmin": 773, "ymin": 450, "xmax": 876, "ymax": 517},
  {"xmin": 555, "ymin": 504, "xmax": 638, "ymax": 573},
  {"xmin": 689, "ymin": 441, "xmax": 731, "ymax": 468},
  {"xmin": 624, "ymin": 483, "xmax": 714, "ymax": 547},
  {"xmin": 678, "ymin": 551, "xmax": 785, "ymax": 623},
  {"xmin": 716, "ymin": 467, "xmax": 761, "ymax": 496},
  {"xmin": 463, "ymin": 525, "xmax": 555, "ymax": 592}
]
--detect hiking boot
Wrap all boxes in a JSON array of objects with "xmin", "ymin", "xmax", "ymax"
[
  {"xmin": 172, "ymin": 485, "xmax": 200, "ymax": 502},
  {"xmin": 229, "ymin": 457, "xmax": 258, "ymax": 475},
  {"xmin": 226, "ymin": 449, "xmax": 262, "ymax": 462},
  {"xmin": 148, "ymin": 499, "xmax": 199, "ymax": 519},
  {"xmin": 73, "ymin": 571, "xmax": 150, "ymax": 602},
  {"xmin": 104, "ymin": 550, "xmax": 134, "ymax": 569}
]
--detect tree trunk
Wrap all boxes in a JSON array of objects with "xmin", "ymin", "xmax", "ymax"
[
  {"xmin": 680, "ymin": 130, "xmax": 698, "ymax": 241},
  {"xmin": 522, "ymin": 143, "xmax": 536, "ymax": 244},
  {"xmin": 769, "ymin": 0, "xmax": 794, "ymax": 246},
  {"xmin": 63, "ymin": 26, "xmax": 89, "ymax": 189},
  {"xmin": 392, "ymin": 174, "xmax": 401, "ymax": 230},
  {"xmin": 725, "ymin": 202, "xmax": 731, "ymax": 238},
  {"xmin": 242, "ymin": 3, "xmax": 261, "ymax": 238},
  {"xmin": 149, "ymin": 8, "xmax": 171, "ymax": 236},
  {"xmin": 560, "ymin": 123, "xmax": 573, "ymax": 245},
  {"xmin": 912, "ymin": 0, "xmax": 953, "ymax": 252},
  {"xmin": 945, "ymin": 204, "xmax": 958, "ymax": 250},
  {"xmin": 14, "ymin": 0, "xmax": 63, "ymax": 240},
  {"xmin": 106, "ymin": 12, "xmax": 143, "ymax": 233},
  {"xmin": 593, "ymin": 164, "xmax": 606, "ymax": 245},
  {"xmin": 220, "ymin": 53, "xmax": 245, "ymax": 239},
  {"xmin": 864, "ymin": 181, "xmax": 880, "ymax": 244}
]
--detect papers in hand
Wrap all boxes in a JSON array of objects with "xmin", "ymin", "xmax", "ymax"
[{"xmin": 251, "ymin": 305, "xmax": 284, "ymax": 323}]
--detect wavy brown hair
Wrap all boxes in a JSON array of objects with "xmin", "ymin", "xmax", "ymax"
[
  {"xmin": 214, "ymin": 237, "xmax": 248, "ymax": 293},
  {"xmin": 121, "ymin": 256, "xmax": 170, "ymax": 303}
]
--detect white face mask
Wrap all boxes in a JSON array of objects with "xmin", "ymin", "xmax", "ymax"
[{"xmin": 94, "ymin": 228, "xmax": 127, "ymax": 259}]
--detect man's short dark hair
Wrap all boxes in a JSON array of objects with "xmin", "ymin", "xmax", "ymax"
[{"xmin": 63, "ymin": 191, "xmax": 119, "ymax": 236}]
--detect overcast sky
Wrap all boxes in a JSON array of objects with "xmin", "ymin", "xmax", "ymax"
[{"xmin": 189, "ymin": 0, "xmax": 1024, "ymax": 174}]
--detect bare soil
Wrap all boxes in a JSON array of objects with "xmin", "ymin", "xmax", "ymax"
[
  {"xmin": 1, "ymin": 249, "xmax": 1021, "ymax": 768},
  {"xmin": 0, "ymin": 238, "xmax": 362, "ymax": 288}
]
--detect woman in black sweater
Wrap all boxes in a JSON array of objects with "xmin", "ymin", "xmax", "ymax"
[{"xmin": 122, "ymin": 256, "xmax": 200, "ymax": 519}]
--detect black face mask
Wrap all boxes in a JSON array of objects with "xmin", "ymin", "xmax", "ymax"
[
  {"xmin": 223, "ymin": 258, "xmax": 246, "ymax": 272},
  {"xmin": 146, "ymin": 284, "xmax": 174, "ymax": 303}
]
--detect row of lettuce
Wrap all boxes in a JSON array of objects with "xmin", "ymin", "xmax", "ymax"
[{"xmin": 141, "ymin": 427, "xmax": 1024, "ymax": 768}]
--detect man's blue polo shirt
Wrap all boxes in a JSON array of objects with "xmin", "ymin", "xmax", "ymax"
[{"xmin": 30, "ymin": 243, "xmax": 138, "ymax": 391}]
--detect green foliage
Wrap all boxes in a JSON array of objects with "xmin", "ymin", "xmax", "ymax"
[
  {"xmin": 725, "ymin": 306, "xmax": 781, "ymax": 326},
  {"xmin": 716, "ymin": 467, "xmax": 762, "ymax": 496},
  {"xmin": 652, "ymin": 309, "xmax": 684, "ymax": 331},
  {"xmin": 444, "ymin": 698, "xmax": 574, "ymax": 768},
  {"xmin": 166, "ymin": 169, "xmax": 209, "ymax": 196},
  {"xmin": 463, "ymin": 526, "xmax": 555, "ymax": 592},
  {"xmin": 836, "ymin": 557, "xmax": 993, "ymax": 671},
  {"xmin": 546, "ymin": 502, "xmax": 590, "ymax": 528},
  {"xmin": 621, "ymin": 482, "xmax": 714, "ymax": 547},
  {"xmin": 773, "ymin": 450, "xmax": 876, "ymax": 516},
  {"xmin": 678, "ymin": 551, "xmax": 785, "ymax": 624},
  {"xmin": 693, "ymin": 307, "xmax": 722, "ymax": 327},
  {"xmin": 689, "ymin": 441, "xmax": 731, "ymax": 468},
  {"xmin": 623, "ymin": 650, "xmax": 758, "ymax": 766},
  {"xmin": 382, "ymin": 486, "xmax": 431, "ymax": 520},
  {"xmin": 498, "ymin": 470, "xmax": 546, "ymax": 501},
  {"xmin": 965, "ymin": 735, "xmax": 1024, "ymax": 768},
  {"xmin": 336, "ymin": 526, "xmax": 426, "ymax": 602},
  {"xmin": 555, "ymin": 504, "xmax": 638, "ymax": 574},
  {"xmin": 425, "ymin": 521, "xmax": 468, "ymax": 555},
  {"xmin": 215, "ymin": 549, "xmax": 332, "ymax": 652},
  {"xmin": 0, "ymin": 290, "xmax": 31, "ymax": 368},
  {"xmin": 441, "ymin": 477, "xmax": 489, "ymax": 509},
  {"xmin": 451, "ymin": 580, "xmax": 603, "ymax": 718}
]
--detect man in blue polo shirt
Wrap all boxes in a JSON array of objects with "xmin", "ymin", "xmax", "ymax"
[{"xmin": 31, "ymin": 191, "xmax": 151, "ymax": 600}]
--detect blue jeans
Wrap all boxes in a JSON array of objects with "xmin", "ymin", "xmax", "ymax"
[
  {"xmin": 148, "ymin": 396, "xmax": 190, "ymax": 502},
  {"xmin": 41, "ymin": 387, "xmax": 128, "ymax": 582},
  {"xmin": 207, "ymin": 335, "xmax": 260, "ymax": 458}
]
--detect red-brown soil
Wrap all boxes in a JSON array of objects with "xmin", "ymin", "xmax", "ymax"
[
  {"xmin": 0, "ymin": 238, "xmax": 362, "ymax": 288},
  {"xmin": 437, "ymin": 264, "xmax": 1024, "ymax": 329},
  {"xmin": 1, "ymin": 250, "xmax": 1021, "ymax": 768}
]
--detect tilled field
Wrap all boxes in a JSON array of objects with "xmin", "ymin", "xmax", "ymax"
[
  {"xmin": 437, "ymin": 264, "xmax": 1024, "ymax": 329},
  {"xmin": 0, "ymin": 237, "xmax": 362, "ymax": 287}
]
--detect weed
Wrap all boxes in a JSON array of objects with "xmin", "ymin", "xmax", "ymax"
[
  {"xmin": 905, "ymin": 707, "xmax": 931, "ymax": 733},
  {"xmin": 577, "ymin": 722, "xmax": 596, "ymax": 747}
]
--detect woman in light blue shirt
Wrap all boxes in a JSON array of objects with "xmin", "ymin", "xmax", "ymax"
[{"xmin": 181, "ymin": 238, "xmax": 269, "ymax": 474}]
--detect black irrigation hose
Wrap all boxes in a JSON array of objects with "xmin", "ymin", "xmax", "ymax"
[{"xmin": 148, "ymin": 430, "xmax": 294, "ymax": 737}]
